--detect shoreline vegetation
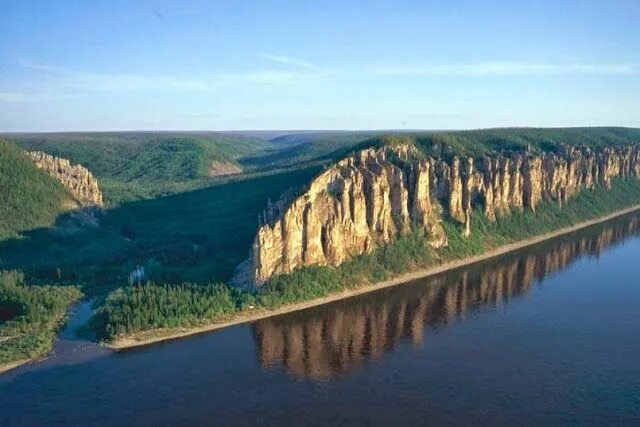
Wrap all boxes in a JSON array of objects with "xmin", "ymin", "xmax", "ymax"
[
  {"xmin": 4, "ymin": 129, "xmax": 640, "ymax": 366},
  {"xmin": 104, "ymin": 180, "xmax": 640, "ymax": 350},
  {"xmin": 0, "ymin": 271, "xmax": 82, "ymax": 374}
]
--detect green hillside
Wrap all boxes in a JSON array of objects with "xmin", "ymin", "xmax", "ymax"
[
  {"xmin": 0, "ymin": 140, "xmax": 74, "ymax": 241},
  {"xmin": 5, "ymin": 132, "xmax": 270, "ymax": 202},
  {"xmin": 241, "ymin": 127, "xmax": 640, "ymax": 172},
  {"xmin": 240, "ymin": 132, "xmax": 376, "ymax": 170},
  {"xmin": 370, "ymin": 127, "xmax": 640, "ymax": 159},
  {"xmin": 0, "ymin": 165, "xmax": 321, "ymax": 291}
]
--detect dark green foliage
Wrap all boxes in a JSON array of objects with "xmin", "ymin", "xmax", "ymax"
[
  {"xmin": 0, "ymin": 166, "xmax": 321, "ymax": 290},
  {"xmin": 258, "ymin": 267, "xmax": 345, "ymax": 308},
  {"xmin": 0, "ymin": 139, "xmax": 73, "ymax": 240},
  {"xmin": 91, "ymin": 282, "xmax": 239, "ymax": 339},
  {"xmin": 254, "ymin": 230, "xmax": 433, "ymax": 309},
  {"xmin": 0, "ymin": 270, "xmax": 82, "ymax": 364},
  {"xmin": 6, "ymin": 128, "xmax": 640, "ymax": 203}
]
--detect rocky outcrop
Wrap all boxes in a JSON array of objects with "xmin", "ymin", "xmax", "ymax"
[
  {"xmin": 251, "ymin": 145, "xmax": 447, "ymax": 285},
  {"xmin": 27, "ymin": 151, "xmax": 104, "ymax": 207},
  {"xmin": 249, "ymin": 143, "xmax": 640, "ymax": 285},
  {"xmin": 252, "ymin": 215, "xmax": 640, "ymax": 379}
]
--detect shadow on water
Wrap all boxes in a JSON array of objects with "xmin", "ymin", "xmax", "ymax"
[{"xmin": 252, "ymin": 212, "xmax": 640, "ymax": 380}]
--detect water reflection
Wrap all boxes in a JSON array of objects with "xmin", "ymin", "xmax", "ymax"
[{"xmin": 253, "ymin": 214, "xmax": 640, "ymax": 380}]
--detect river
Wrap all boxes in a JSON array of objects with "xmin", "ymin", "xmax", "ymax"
[{"xmin": 2, "ymin": 213, "xmax": 640, "ymax": 426}]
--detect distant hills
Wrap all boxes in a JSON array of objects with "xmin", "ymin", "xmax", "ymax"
[
  {"xmin": 3, "ymin": 132, "xmax": 270, "ymax": 202},
  {"xmin": 1, "ymin": 131, "xmax": 379, "ymax": 202}
]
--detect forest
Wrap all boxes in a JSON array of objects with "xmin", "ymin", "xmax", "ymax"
[
  {"xmin": 2, "ymin": 127, "xmax": 640, "ymax": 344},
  {"xmin": 0, "ymin": 270, "xmax": 82, "ymax": 367},
  {"xmin": 0, "ymin": 139, "xmax": 74, "ymax": 241}
]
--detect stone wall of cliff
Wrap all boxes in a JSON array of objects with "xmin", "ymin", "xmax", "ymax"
[
  {"xmin": 249, "ymin": 143, "xmax": 640, "ymax": 285},
  {"xmin": 27, "ymin": 151, "xmax": 104, "ymax": 207},
  {"xmin": 253, "ymin": 215, "xmax": 640, "ymax": 379}
]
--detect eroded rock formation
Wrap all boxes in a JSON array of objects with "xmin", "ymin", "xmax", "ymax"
[
  {"xmin": 27, "ymin": 151, "xmax": 104, "ymax": 207},
  {"xmin": 250, "ymin": 143, "xmax": 640, "ymax": 285},
  {"xmin": 253, "ymin": 215, "xmax": 640, "ymax": 379}
]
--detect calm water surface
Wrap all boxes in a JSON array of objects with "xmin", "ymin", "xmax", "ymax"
[{"xmin": 2, "ymin": 214, "xmax": 640, "ymax": 426}]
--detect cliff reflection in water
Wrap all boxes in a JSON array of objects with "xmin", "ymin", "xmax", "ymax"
[{"xmin": 252, "ymin": 215, "xmax": 640, "ymax": 380}]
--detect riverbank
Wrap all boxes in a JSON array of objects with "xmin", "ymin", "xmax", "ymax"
[
  {"xmin": 0, "ymin": 289, "xmax": 83, "ymax": 375},
  {"xmin": 0, "ymin": 358, "xmax": 33, "ymax": 374},
  {"xmin": 107, "ymin": 204, "xmax": 640, "ymax": 350}
]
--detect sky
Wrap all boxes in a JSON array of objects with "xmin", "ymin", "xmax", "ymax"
[{"xmin": 0, "ymin": 0, "xmax": 639, "ymax": 131}]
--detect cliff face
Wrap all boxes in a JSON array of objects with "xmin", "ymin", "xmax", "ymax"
[
  {"xmin": 250, "ymin": 143, "xmax": 640, "ymax": 285},
  {"xmin": 253, "ymin": 215, "xmax": 640, "ymax": 380},
  {"xmin": 27, "ymin": 151, "xmax": 104, "ymax": 207}
]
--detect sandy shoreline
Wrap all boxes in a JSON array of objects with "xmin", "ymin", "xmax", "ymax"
[
  {"xmin": 0, "ymin": 359, "xmax": 32, "ymax": 374},
  {"xmin": 106, "ymin": 204, "xmax": 640, "ymax": 350}
]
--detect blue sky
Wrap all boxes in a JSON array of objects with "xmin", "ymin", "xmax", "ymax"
[{"xmin": 1, "ymin": 0, "xmax": 639, "ymax": 131}]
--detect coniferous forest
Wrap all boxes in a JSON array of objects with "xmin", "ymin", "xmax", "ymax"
[{"xmin": 2, "ymin": 128, "xmax": 640, "ymax": 349}]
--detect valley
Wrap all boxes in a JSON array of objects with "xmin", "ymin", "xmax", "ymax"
[
  {"xmin": 3, "ymin": 3, "xmax": 639, "ymax": 424},
  {"xmin": 2, "ymin": 127, "xmax": 640, "ymax": 367}
]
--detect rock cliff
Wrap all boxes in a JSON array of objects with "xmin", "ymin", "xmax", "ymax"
[
  {"xmin": 253, "ymin": 215, "xmax": 640, "ymax": 380},
  {"xmin": 27, "ymin": 151, "xmax": 104, "ymax": 207},
  {"xmin": 249, "ymin": 142, "xmax": 640, "ymax": 285}
]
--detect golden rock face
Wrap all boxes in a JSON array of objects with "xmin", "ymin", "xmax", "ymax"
[
  {"xmin": 252, "ymin": 216, "xmax": 640, "ymax": 380},
  {"xmin": 250, "ymin": 143, "xmax": 640, "ymax": 286},
  {"xmin": 27, "ymin": 151, "xmax": 104, "ymax": 207}
]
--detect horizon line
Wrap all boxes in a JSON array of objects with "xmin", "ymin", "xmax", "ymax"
[{"xmin": 1, "ymin": 125, "xmax": 639, "ymax": 135}]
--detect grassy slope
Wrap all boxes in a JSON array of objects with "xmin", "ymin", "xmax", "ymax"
[
  {"xmin": 5, "ymin": 132, "xmax": 270, "ymax": 202},
  {"xmin": 0, "ymin": 139, "xmax": 74, "ymax": 241}
]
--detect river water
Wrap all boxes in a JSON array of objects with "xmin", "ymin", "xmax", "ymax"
[{"xmin": 2, "ymin": 213, "xmax": 640, "ymax": 426}]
